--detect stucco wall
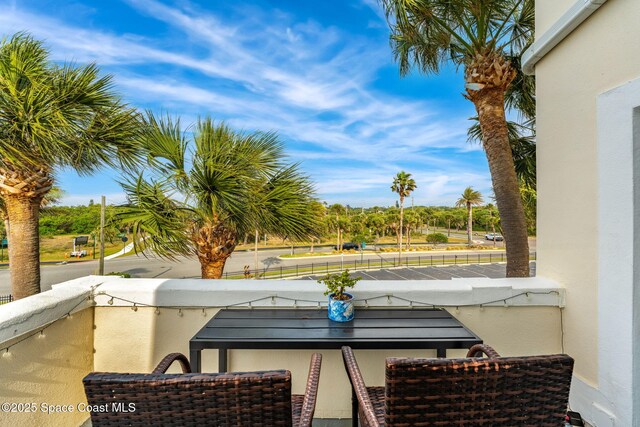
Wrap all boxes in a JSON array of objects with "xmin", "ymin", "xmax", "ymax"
[
  {"xmin": 536, "ymin": 0, "xmax": 640, "ymax": 388},
  {"xmin": 0, "ymin": 307, "xmax": 94, "ymax": 427},
  {"xmin": 93, "ymin": 305, "xmax": 561, "ymax": 419}
]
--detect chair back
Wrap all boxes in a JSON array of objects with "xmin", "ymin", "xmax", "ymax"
[
  {"xmin": 384, "ymin": 354, "xmax": 574, "ymax": 426},
  {"xmin": 83, "ymin": 370, "xmax": 293, "ymax": 426}
]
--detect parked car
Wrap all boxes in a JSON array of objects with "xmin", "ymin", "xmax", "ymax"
[
  {"xmin": 484, "ymin": 233, "xmax": 504, "ymax": 241},
  {"xmin": 70, "ymin": 250, "xmax": 88, "ymax": 257},
  {"xmin": 334, "ymin": 242, "xmax": 361, "ymax": 250}
]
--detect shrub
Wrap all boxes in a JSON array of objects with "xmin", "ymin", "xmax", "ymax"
[
  {"xmin": 426, "ymin": 233, "xmax": 448, "ymax": 245},
  {"xmin": 105, "ymin": 271, "xmax": 131, "ymax": 278}
]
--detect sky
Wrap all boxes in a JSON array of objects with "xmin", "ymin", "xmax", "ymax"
[{"xmin": 0, "ymin": 0, "xmax": 493, "ymax": 207}]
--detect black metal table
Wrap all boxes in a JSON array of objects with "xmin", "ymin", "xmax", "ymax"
[{"xmin": 189, "ymin": 308, "xmax": 482, "ymax": 373}]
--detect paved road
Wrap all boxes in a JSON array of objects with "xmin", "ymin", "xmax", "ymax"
[{"xmin": 0, "ymin": 236, "xmax": 535, "ymax": 294}]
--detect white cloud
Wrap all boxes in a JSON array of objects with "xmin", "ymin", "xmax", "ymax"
[{"xmin": 0, "ymin": 0, "xmax": 490, "ymax": 206}]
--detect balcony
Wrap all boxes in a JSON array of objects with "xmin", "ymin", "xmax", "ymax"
[{"xmin": 0, "ymin": 274, "xmax": 570, "ymax": 426}]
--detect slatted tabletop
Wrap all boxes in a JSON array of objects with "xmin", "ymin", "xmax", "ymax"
[{"xmin": 189, "ymin": 308, "xmax": 482, "ymax": 372}]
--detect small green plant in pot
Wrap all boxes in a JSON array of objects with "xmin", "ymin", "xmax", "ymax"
[{"xmin": 318, "ymin": 270, "xmax": 360, "ymax": 322}]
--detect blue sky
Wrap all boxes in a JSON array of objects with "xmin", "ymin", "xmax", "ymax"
[{"xmin": 1, "ymin": 0, "xmax": 493, "ymax": 207}]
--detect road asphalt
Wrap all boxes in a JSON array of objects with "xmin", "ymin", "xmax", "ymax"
[{"xmin": 0, "ymin": 236, "xmax": 535, "ymax": 295}]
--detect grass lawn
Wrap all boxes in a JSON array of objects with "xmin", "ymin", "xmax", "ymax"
[{"xmin": 36, "ymin": 234, "xmax": 124, "ymax": 262}]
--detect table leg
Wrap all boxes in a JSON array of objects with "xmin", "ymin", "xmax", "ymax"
[
  {"xmin": 219, "ymin": 348, "xmax": 228, "ymax": 373},
  {"xmin": 437, "ymin": 348, "xmax": 446, "ymax": 358},
  {"xmin": 352, "ymin": 387, "xmax": 359, "ymax": 427},
  {"xmin": 190, "ymin": 348, "xmax": 201, "ymax": 373}
]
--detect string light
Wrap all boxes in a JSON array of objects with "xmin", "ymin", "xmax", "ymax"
[
  {"xmin": 0, "ymin": 292, "xmax": 91, "ymax": 356},
  {"xmin": 92, "ymin": 290, "xmax": 561, "ymax": 312},
  {"xmin": 0, "ymin": 289, "xmax": 562, "ymax": 356}
]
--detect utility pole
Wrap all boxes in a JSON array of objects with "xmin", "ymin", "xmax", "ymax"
[
  {"xmin": 254, "ymin": 229, "xmax": 259, "ymax": 279},
  {"xmin": 99, "ymin": 196, "xmax": 105, "ymax": 275}
]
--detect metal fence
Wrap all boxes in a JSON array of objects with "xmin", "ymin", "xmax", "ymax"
[
  {"xmin": 0, "ymin": 294, "xmax": 13, "ymax": 304},
  {"xmin": 224, "ymin": 252, "xmax": 537, "ymax": 280}
]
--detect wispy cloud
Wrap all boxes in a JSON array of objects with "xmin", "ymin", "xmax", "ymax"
[{"xmin": 1, "ymin": 0, "xmax": 487, "ymax": 206}]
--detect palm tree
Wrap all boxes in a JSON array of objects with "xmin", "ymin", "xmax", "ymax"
[
  {"xmin": 468, "ymin": 118, "xmax": 536, "ymax": 189},
  {"xmin": 456, "ymin": 187, "xmax": 484, "ymax": 245},
  {"xmin": 381, "ymin": 0, "xmax": 533, "ymax": 276},
  {"xmin": 0, "ymin": 34, "xmax": 142, "ymax": 299},
  {"xmin": 391, "ymin": 171, "xmax": 417, "ymax": 259},
  {"xmin": 118, "ymin": 114, "xmax": 318, "ymax": 279}
]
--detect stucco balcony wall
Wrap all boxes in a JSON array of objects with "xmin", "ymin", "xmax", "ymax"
[{"xmin": 1, "ymin": 275, "xmax": 565, "ymax": 425}]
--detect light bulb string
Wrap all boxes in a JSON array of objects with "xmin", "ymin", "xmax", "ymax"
[
  {"xmin": 95, "ymin": 290, "xmax": 561, "ymax": 311},
  {"xmin": 1, "ymin": 286, "xmax": 561, "ymax": 355}
]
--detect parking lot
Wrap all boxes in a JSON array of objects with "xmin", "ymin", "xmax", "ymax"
[{"xmin": 298, "ymin": 261, "xmax": 536, "ymax": 280}]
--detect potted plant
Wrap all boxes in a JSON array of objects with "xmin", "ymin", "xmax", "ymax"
[{"xmin": 318, "ymin": 270, "xmax": 360, "ymax": 322}]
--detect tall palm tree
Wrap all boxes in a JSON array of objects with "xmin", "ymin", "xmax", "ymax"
[
  {"xmin": 456, "ymin": 187, "xmax": 484, "ymax": 245},
  {"xmin": 381, "ymin": 0, "xmax": 533, "ymax": 276},
  {"xmin": 390, "ymin": 171, "xmax": 417, "ymax": 259},
  {"xmin": 468, "ymin": 118, "xmax": 536, "ymax": 189},
  {"xmin": 0, "ymin": 33, "xmax": 142, "ymax": 299},
  {"xmin": 118, "ymin": 114, "xmax": 318, "ymax": 279}
]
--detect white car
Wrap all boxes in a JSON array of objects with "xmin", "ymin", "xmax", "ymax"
[
  {"xmin": 484, "ymin": 233, "xmax": 504, "ymax": 241},
  {"xmin": 70, "ymin": 250, "xmax": 88, "ymax": 257}
]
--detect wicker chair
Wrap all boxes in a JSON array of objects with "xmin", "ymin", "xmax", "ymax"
[
  {"xmin": 342, "ymin": 345, "xmax": 574, "ymax": 427},
  {"xmin": 83, "ymin": 352, "xmax": 322, "ymax": 426}
]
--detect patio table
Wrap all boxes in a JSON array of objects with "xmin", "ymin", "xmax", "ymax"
[{"xmin": 189, "ymin": 308, "xmax": 482, "ymax": 373}]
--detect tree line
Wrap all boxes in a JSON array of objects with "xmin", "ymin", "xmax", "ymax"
[{"xmin": 2, "ymin": 0, "xmax": 536, "ymax": 300}]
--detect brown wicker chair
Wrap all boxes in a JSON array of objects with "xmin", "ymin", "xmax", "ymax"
[
  {"xmin": 342, "ymin": 345, "xmax": 574, "ymax": 427},
  {"xmin": 83, "ymin": 352, "xmax": 322, "ymax": 426}
]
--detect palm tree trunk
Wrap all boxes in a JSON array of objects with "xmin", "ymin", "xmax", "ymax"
[
  {"xmin": 471, "ymin": 88, "xmax": 529, "ymax": 276},
  {"xmin": 399, "ymin": 197, "xmax": 404, "ymax": 259},
  {"xmin": 194, "ymin": 223, "xmax": 236, "ymax": 279},
  {"xmin": 5, "ymin": 194, "xmax": 42, "ymax": 299},
  {"xmin": 467, "ymin": 203, "xmax": 473, "ymax": 245},
  {"xmin": 201, "ymin": 259, "xmax": 228, "ymax": 279}
]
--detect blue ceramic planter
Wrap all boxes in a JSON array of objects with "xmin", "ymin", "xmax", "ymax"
[{"xmin": 328, "ymin": 293, "xmax": 354, "ymax": 322}]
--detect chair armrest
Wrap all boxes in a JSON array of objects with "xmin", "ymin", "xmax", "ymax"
[
  {"xmin": 297, "ymin": 353, "xmax": 323, "ymax": 427},
  {"xmin": 152, "ymin": 353, "xmax": 192, "ymax": 374},
  {"xmin": 466, "ymin": 344, "xmax": 501, "ymax": 358},
  {"xmin": 341, "ymin": 346, "xmax": 380, "ymax": 427}
]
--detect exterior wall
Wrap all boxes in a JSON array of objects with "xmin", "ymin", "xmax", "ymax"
[
  {"xmin": 536, "ymin": 0, "xmax": 640, "ymax": 384},
  {"xmin": 94, "ymin": 299, "xmax": 562, "ymax": 419},
  {"xmin": 92, "ymin": 276, "xmax": 563, "ymax": 420},
  {"xmin": 0, "ymin": 276, "xmax": 565, "ymax": 424},
  {"xmin": 535, "ymin": 0, "xmax": 575, "ymax": 35},
  {"xmin": 534, "ymin": 0, "xmax": 640, "ymax": 424},
  {"xmin": 0, "ymin": 308, "xmax": 94, "ymax": 427}
]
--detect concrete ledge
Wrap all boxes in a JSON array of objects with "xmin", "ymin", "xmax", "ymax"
[
  {"xmin": 0, "ymin": 276, "xmax": 104, "ymax": 344},
  {"xmin": 78, "ymin": 276, "xmax": 564, "ymax": 308}
]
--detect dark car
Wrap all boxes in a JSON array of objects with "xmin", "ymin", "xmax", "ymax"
[{"xmin": 334, "ymin": 242, "xmax": 361, "ymax": 250}]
